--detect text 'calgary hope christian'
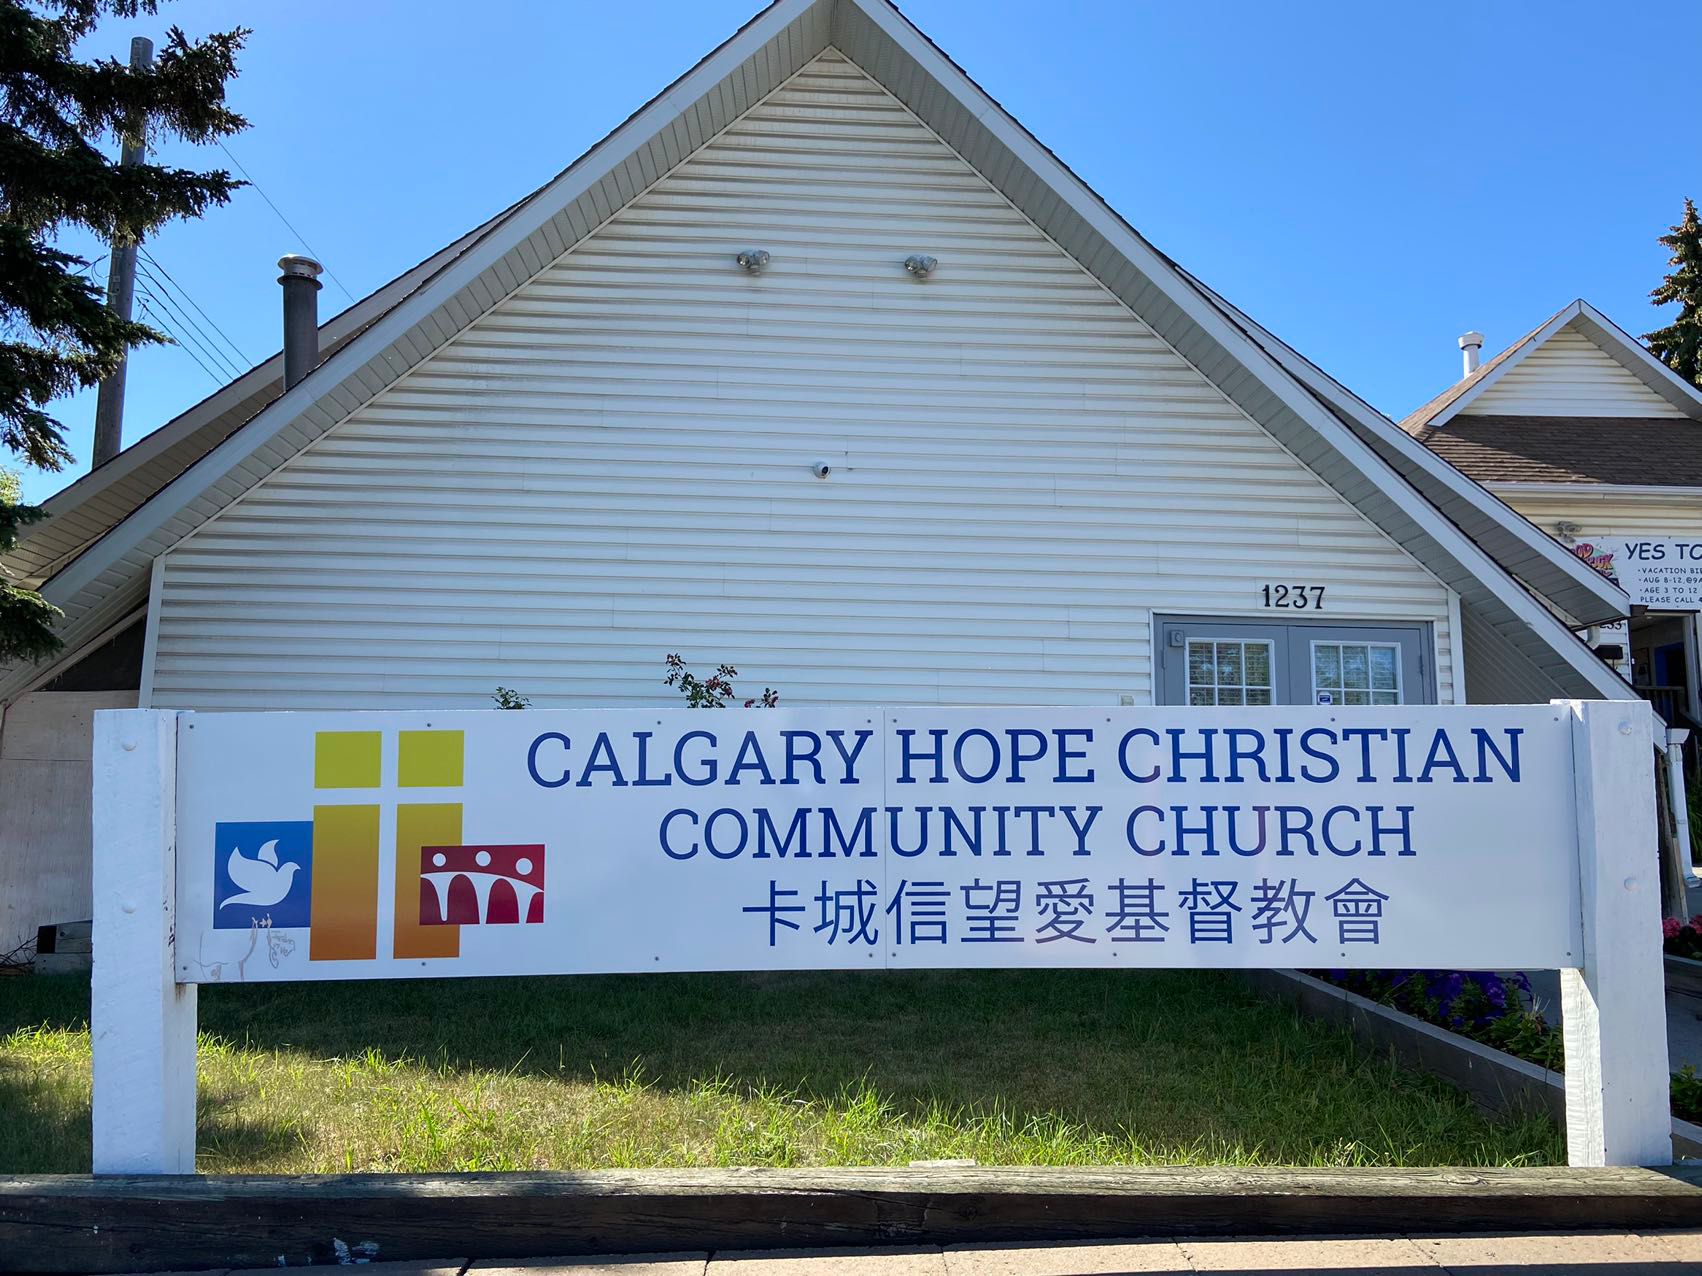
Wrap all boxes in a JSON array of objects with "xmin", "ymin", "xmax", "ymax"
[{"xmin": 524, "ymin": 721, "xmax": 1522, "ymax": 862}]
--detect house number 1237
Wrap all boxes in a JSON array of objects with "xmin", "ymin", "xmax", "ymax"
[{"xmin": 1262, "ymin": 584, "xmax": 1325, "ymax": 610}]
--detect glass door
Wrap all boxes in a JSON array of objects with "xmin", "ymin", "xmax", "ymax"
[{"xmin": 1156, "ymin": 617, "xmax": 1434, "ymax": 706}]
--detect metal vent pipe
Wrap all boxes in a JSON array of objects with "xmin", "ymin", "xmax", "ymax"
[
  {"xmin": 278, "ymin": 255, "xmax": 324, "ymax": 389},
  {"xmin": 1458, "ymin": 331, "xmax": 1485, "ymax": 379}
]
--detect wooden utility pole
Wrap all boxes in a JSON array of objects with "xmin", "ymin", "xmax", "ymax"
[{"xmin": 91, "ymin": 36, "xmax": 155, "ymax": 468}]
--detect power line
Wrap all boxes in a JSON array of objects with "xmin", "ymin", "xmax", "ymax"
[
  {"xmin": 137, "ymin": 297, "xmax": 225, "ymax": 386},
  {"xmin": 136, "ymin": 262, "xmax": 244, "ymax": 378},
  {"xmin": 134, "ymin": 259, "xmax": 244, "ymax": 379},
  {"xmin": 138, "ymin": 247, "xmax": 252, "ymax": 370},
  {"xmin": 217, "ymin": 139, "xmax": 357, "ymax": 303},
  {"xmin": 136, "ymin": 276, "xmax": 243, "ymax": 382},
  {"xmin": 138, "ymin": 288, "xmax": 240, "ymax": 383},
  {"xmin": 137, "ymin": 278, "xmax": 243, "ymax": 383}
]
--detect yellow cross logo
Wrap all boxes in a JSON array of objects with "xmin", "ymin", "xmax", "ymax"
[{"xmin": 309, "ymin": 730, "xmax": 466, "ymax": 962}]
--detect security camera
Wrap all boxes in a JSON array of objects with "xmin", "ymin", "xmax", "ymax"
[{"xmin": 811, "ymin": 461, "xmax": 832, "ymax": 479}]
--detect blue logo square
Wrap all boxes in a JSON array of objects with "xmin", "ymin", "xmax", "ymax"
[{"xmin": 213, "ymin": 820, "xmax": 314, "ymax": 930}]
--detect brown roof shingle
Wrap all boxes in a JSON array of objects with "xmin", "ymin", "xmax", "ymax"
[
  {"xmin": 1414, "ymin": 414, "xmax": 1702, "ymax": 486},
  {"xmin": 1397, "ymin": 310, "xmax": 1562, "ymax": 435}
]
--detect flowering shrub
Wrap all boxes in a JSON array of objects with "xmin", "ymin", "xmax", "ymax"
[
  {"xmin": 1314, "ymin": 967, "xmax": 1702, "ymax": 1122},
  {"xmin": 663, "ymin": 653, "xmax": 779, "ymax": 709},
  {"xmin": 1663, "ymin": 915, "xmax": 1702, "ymax": 960},
  {"xmin": 1314, "ymin": 969, "xmax": 1564, "ymax": 1072}
]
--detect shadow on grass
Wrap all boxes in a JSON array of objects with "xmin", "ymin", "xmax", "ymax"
[
  {"xmin": 4, "ymin": 968, "xmax": 1559, "ymax": 1163},
  {"xmin": 0, "ymin": 972, "xmax": 90, "ymax": 1034},
  {"xmin": 200, "ymin": 968, "xmax": 1347, "ymax": 1129}
]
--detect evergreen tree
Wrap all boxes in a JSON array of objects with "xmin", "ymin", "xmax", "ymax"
[
  {"xmin": 1645, "ymin": 197, "xmax": 1702, "ymax": 390},
  {"xmin": 0, "ymin": 466, "xmax": 58, "ymax": 664},
  {"xmin": 0, "ymin": 0, "xmax": 247, "ymax": 663}
]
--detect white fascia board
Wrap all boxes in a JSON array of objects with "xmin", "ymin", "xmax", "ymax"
[
  {"xmin": 37, "ymin": 360, "xmax": 276, "ymax": 520},
  {"xmin": 1425, "ymin": 299, "xmax": 1702, "ymax": 429},
  {"xmin": 34, "ymin": 259, "xmax": 425, "ymax": 523},
  {"xmin": 1424, "ymin": 301, "xmax": 1584, "ymax": 430},
  {"xmin": 1184, "ymin": 279, "xmax": 1628, "ymax": 624},
  {"xmin": 1487, "ymin": 481, "xmax": 1702, "ymax": 499},
  {"xmin": 11, "ymin": 212, "xmax": 506, "ymax": 589},
  {"xmin": 37, "ymin": 0, "xmax": 826, "ymax": 619},
  {"xmin": 848, "ymin": 0, "xmax": 1631, "ymax": 697},
  {"xmin": 1572, "ymin": 301, "xmax": 1702, "ymax": 418}
]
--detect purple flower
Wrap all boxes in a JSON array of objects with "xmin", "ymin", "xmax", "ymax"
[{"xmin": 1476, "ymin": 973, "xmax": 1508, "ymax": 1011}]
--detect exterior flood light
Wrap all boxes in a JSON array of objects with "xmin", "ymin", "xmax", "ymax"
[
  {"xmin": 904, "ymin": 254, "xmax": 937, "ymax": 278},
  {"xmin": 736, "ymin": 249, "xmax": 771, "ymax": 274}
]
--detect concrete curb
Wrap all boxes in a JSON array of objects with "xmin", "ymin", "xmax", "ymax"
[{"xmin": 5, "ymin": 1166, "xmax": 1702, "ymax": 1273}]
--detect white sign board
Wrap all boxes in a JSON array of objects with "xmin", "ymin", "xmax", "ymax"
[
  {"xmin": 172, "ymin": 706, "xmax": 1584, "ymax": 982},
  {"xmin": 91, "ymin": 702, "xmax": 1674, "ymax": 1172},
  {"xmin": 1574, "ymin": 537, "xmax": 1702, "ymax": 610}
]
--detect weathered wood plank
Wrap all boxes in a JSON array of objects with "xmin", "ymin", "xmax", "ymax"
[{"xmin": 2, "ymin": 1166, "xmax": 1700, "ymax": 1274}]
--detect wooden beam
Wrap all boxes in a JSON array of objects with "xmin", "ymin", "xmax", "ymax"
[{"xmin": 3, "ymin": 1166, "xmax": 1701, "ymax": 1274}]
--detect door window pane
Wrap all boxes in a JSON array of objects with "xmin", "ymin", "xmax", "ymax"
[
  {"xmin": 1186, "ymin": 639, "xmax": 1275, "ymax": 706},
  {"xmin": 1189, "ymin": 644, "xmax": 1215, "ymax": 687},
  {"xmin": 1313, "ymin": 644, "xmax": 1339, "ymax": 688},
  {"xmin": 1216, "ymin": 642, "xmax": 1243, "ymax": 685},
  {"xmin": 1342, "ymin": 645, "xmax": 1370, "ymax": 690},
  {"xmin": 1370, "ymin": 646, "xmax": 1398, "ymax": 691},
  {"xmin": 1245, "ymin": 643, "xmax": 1271, "ymax": 687},
  {"xmin": 1312, "ymin": 642, "xmax": 1403, "ymax": 706}
]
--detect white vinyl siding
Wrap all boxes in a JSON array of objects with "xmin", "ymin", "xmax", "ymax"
[
  {"xmin": 147, "ymin": 50, "xmax": 1453, "ymax": 711},
  {"xmin": 1473, "ymin": 490, "xmax": 1700, "ymax": 704},
  {"xmin": 1459, "ymin": 600, "xmax": 1571, "ymax": 706},
  {"xmin": 1498, "ymin": 492, "xmax": 1702, "ymax": 542},
  {"xmin": 1474, "ymin": 326, "xmax": 1688, "ymax": 418}
]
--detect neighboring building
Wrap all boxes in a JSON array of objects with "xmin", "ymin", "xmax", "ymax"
[
  {"xmin": 1403, "ymin": 300, "xmax": 1702, "ymax": 733},
  {"xmin": 0, "ymin": 0, "xmax": 1633, "ymax": 952}
]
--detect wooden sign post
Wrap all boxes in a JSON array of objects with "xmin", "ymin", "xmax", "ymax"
[{"xmin": 1561, "ymin": 701, "xmax": 1671, "ymax": 1166}]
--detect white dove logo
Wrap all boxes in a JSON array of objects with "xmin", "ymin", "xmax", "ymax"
[{"xmin": 219, "ymin": 839, "xmax": 301, "ymax": 910}]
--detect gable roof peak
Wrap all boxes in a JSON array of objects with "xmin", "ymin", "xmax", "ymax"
[{"xmin": 1404, "ymin": 298, "xmax": 1702, "ymax": 434}]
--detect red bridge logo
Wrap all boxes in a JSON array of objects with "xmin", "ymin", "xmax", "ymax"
[{"xmin": 419, "ymin": 845, "xmax": 545, "ymax": 925}]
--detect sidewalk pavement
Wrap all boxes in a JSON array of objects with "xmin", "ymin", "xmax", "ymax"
[{"xmin": 140, "ymin": 1232, "xmax": 1702, "ymax": 1275}]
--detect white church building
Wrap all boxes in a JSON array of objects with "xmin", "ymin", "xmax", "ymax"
[{"xmin": 0, "ymin": 0, "xmax": 1642, "ymax": 952}]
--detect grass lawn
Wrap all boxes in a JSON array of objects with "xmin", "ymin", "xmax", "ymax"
[{"xmin": 0, "ymin": 969, "xmax": 1561, "ymax": 1173}]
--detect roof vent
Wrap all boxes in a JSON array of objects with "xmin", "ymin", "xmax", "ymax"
[
  {"xmin": 278, "ymin": 254, "xmax": 323, "ymax": 390},
  {"xmin": 1458, "ymin": 331, "xmax": 1485, "ymax": 380}
]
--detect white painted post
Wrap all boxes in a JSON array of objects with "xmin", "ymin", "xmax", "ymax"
[
  {"xmin": 1666, "ymin": 728, "xmax": 1695, "ymax": 882},
  {"xmin": 1560, "ymin": 698, "xmax": 1671, "ymax": 1166},
  {"xmin": 91, "ymin": 708, "xmax": 197, "ymax": 1173}
]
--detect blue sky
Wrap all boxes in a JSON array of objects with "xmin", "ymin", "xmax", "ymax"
[{"xmin": 19, "ymin": 0, "xmax": 1699, "ymax": 504}]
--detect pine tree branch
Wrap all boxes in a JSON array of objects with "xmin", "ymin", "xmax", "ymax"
[{"xmin": 0, "ymin": 0, "xmax": 247, "ymax": 492}]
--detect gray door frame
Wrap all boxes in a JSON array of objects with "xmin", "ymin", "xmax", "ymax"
[{"xmin": 1155, "ymin": 615, "xmax": 1436, "ymax": 707}]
